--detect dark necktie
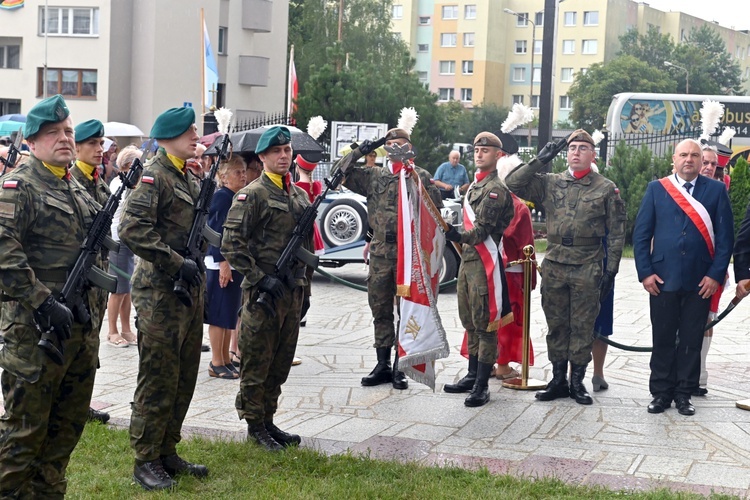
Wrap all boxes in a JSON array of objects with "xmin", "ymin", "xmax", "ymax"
[{"xmin": 684, "ymin": 181, "xmax": 693, "ymax": 195}]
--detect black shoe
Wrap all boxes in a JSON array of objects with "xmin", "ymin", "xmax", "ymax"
[
  {"xmin": 361, "ymin": 347, "xmax": 392, "ymax": 386},
  {"xmin": 674, "ymin": 396, "xmax": 695, "ymax": 416},
  {"xmin": 535, "ymin": 360, "xmax": 570, "ymax": 401},
  {"xmin": 392, "ymin": 350, "xmax": 408, "ymax": 390},
  {"xmin": 133, "ymin": 459, "xmax": 176, "ymax": 491},
  {"xmin": 444, "ymin": 355, "xmax": 478, "ymax": 394},
  {"xmin": 464, "ymin": 362, "xmax": 493, "ymax": 407},
  {"xmin": 160, "ymin": 454, "xmax": 208, "ymax": 478},
  {"xmin": 201, "ymin": 344, "xmax": 210, "ymax": 352},
  {"xmin": 248, "ymin": 423, "xmax": 284, "ymax": 451},
  {"xmin": 87, "ymin": 407, "xmax": 110, "ymax": 424},
  {"xmin": 569, "ymin": 364, "xmax": 593, "ymax": 405},
  {"xmin": 692, "ymin": 387, "xmax": 708, "ymax": 397},
  {"xmin": 647, "ymin": 396, "xmax": 672, "ymax": 414},
  {"xmin": 265, "ymin": 421, "xmax": 301, "ymax": 447}
]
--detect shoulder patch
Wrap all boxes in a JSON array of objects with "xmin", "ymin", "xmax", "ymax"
[
  {"xmin": 141, "ymin": 176, "xmax": 154, "ymax": 185},
  {"xmin": 489, "ymin": 192, "xmax": 498, "ymax": 199},
  {"xmin": 0, "ymin": 201, "xmax": 16, "ymax": 219},
  {"xmin": 237, "ymin": 193, "xmax": 247, "ymax": 201},
  {"xmin": 2, "ymin": 180, "xmax": 19, "ymax": 189}
]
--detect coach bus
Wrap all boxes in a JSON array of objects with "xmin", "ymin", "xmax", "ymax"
[{"xmin": 605, "ymin": 92, "xmax": 750, "ymax": 163}]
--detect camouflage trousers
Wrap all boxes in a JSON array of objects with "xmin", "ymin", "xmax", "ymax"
[
  {"xmin": 367, "ymin": 254, "xmax": 398, "ymax": 348},
  {"xmin": 236, "ymin": 286, "xmax": 303, "ymax": 425},
  {"xmin": 129, "ymin": 286, "xmax": 204, "ymax": 462},
  {"xmin": 457, "ymin": 259, "xmax": 498, "ymax": 364},
  {"xmin": 0, "ymin": 323, "xmax": 98, "ymax": 499},
  {"xmin": 540, "ymin": 259, "xmax": 601, "ymax": 365}
]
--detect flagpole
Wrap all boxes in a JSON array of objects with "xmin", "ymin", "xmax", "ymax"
[
  {"xmin": 287, "ymin": 45, "xmax": 295, "ymax": 122},
  {"xmin": 200, "ymin": 8, "xmax": 206, "ymax": 114}
]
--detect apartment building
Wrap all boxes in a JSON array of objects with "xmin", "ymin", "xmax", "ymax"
[
  {"xmin": 0, "ymin": 0, "xmax": 288, "ymax": 134},
  {"xmin": 391, "ymin": 0, "xmax": 750, "ymax": 123}
]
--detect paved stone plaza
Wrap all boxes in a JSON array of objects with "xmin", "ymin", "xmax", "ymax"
[{"xmin": 6, "ymin": 257, "xmax": 750, "ymax": 496}]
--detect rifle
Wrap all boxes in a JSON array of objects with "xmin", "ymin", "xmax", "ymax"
[
  {"xmin": 257, "ymin": 137, "xmax": 386, "ymax": 317},
  {"xmin": 1, "ymin": 129, "xmax": 24, "ymax": 176},
  {"xmin": 37, "ymin": 140, "xmax": 154, "ymax": 364},
  {"xmin": 173, "ymin": 133, "xmax": 230, "ymax": 307}
]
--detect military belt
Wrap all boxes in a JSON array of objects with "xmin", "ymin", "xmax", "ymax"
[
  {"xmin": 374, "ymin": 230, "xmax": 397, "ymax": 244},
  {"xmin": 547, "ymin": 235, "xmax": 601, "ymax": 247},
  {"xmin": 33, "ymin": 269, "xmax": 69, "ymax": 283}
]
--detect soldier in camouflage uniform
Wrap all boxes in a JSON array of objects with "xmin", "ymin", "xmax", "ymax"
[
  {"xmin": 118, "ymin": 107, "xmax": 208, "ymax": 490},
  {"xmin": 443, "ymin": 132, "xmax": 514, "ymax": 407},
  {"xmin": 505, "ymin": 129, "xmax": 625, "ymax": 405},
  {"xmin": 0, "ymin": 95, "xmax": 101, "ymax": 498},
  {"xmin": 342, "ymin": 127, "xmax": 442, "ymax": 390},
  {"xmin": 221, "ymin": 126, "xmax": 314, "ymax": 452}
]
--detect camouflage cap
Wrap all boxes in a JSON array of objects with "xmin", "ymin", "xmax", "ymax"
[
  {"xmin": 473, "ymin": 131, "xmax": 503, "ymax": 149},
  {"xmin": 385, "ymin": 128, "xmax": 411, "ymax": 143},
  {"xmin": 74, "ymin": 119, "xmax": 105, "ymax": 143},
  {"xmin": 255, "ymin": 126, "xmax": 291, "ymax": 154},
  {"xmin": 567, "ymin": 129, "xmax": 595, "ymax": 146},
  {"xmin": 150, "ymin": 107, "xmax": 196, "ymax": 140},
  {"xmin": 24, "ymin": 94, "xmax": 70, "ymax": 139}
]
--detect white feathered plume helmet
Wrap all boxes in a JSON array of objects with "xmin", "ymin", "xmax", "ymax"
[
  {"xmin": 296, "ymin": 115, "xmax": 328, "ymax": 171},
  {"xmin": 500, "ymin": 103, "xmax": 535, "ymax": 134},
  {"xmin": 397, "ymin": 107, "xmax": 419, "ymax": 135},
  {"xmin": 699, "ymin": 100, "xmax": 724, "ymax": 141},
  {"xmin": 496, "ymin": 103, "xmax": 534, "ymax": 180},
  {"xmin": 213, "ymin": 107, "xmax": 233, "ymax": 160}
]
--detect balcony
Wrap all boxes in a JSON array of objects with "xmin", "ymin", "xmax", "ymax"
[
  {"xmin": 242, "ymin": 0, "xmax": 272, "ymax": 33},
  {"xmin": 238, "ymin": 55, "xmax": 269, "ymax": 86}
]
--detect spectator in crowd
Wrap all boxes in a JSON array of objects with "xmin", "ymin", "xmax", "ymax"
[
  {"xmin": 205, "ymin": 155, "xmax": 247, "ymax": 379},
  {"xmin": 434, "ymin": 151, "xmax": 470, "ymax": 200},
  {"xmin": 102, "ymin": 137, "xmax": 119, "ymax": 183}
]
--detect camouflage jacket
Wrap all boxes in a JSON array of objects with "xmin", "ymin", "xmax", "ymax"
[
  {"xmin": 343, "ymin": 164, "xmax": 443, "ymax": 258},
  {"xmin": 221, "ymin": 173, "xmax": 313, "ymax": 293},
  {"xmin": 119, "ymin": 149, "xmax": 203, "ymax": 292},
  {"xmin": 505, "ymin": 160, "xmax": 626, "ymax": 273},
  {"xmin": 70, "ymin": 164, "xmax": 111, "ymax": 206},
  {"xmin": 459, "ymin": 170, "xmax": 514, "ymax": 262}
]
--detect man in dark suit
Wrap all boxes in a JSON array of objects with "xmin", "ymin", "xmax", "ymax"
[{"xmin": 633, "ymin": 139, "xmax": 733, "ymax": 416}]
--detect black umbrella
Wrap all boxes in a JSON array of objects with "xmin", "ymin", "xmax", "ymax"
[{"xmin": 208, "ymin": 125, "xmax": 325, "ymax": 158}]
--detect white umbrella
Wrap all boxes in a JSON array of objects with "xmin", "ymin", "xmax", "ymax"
[{"xmin": 103, "ymin": 121, "xmax": 145, "ymax": 137}]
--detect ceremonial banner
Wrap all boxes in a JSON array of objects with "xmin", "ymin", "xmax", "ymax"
[
  {"xmin": 397, "ymin": 169, "xmax": 450, "ymax": 390},
  {"xmin": 287, "ymin": 45, "xmax": 298, "ymax": 120}
]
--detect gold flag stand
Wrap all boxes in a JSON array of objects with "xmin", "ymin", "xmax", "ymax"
[
  {"xmin": 503, "ymin": 245, "xmax": 547, "ymax": 390},
  {"xmin": 737, "ymin": 399, "xmax": 750, "ymax": 411}
]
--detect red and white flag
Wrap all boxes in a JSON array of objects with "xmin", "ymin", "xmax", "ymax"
[
  {"xmin": 287, "ymin": 45, "xmax": 298, "ymax": 121},
  {"xmin": 396, "ymin": 165, "xmax": 450, "ymax": 390}
]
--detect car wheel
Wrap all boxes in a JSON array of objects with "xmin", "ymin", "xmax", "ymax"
[
  {"xmin": 439, "ymin": 244, "xmax": 459, "ymax": 287},
  {"xmin": 321, "ymin": 199, "xmax": 367, "ymax": 247}
]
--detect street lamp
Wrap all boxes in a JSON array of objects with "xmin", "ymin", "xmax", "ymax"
[
  {"xmin": 664, "ymin": 61, "xmax": 689, "ymax": 94},
  {"xmin": 505, "ymin": 8, "xmax": 537, "ymax": 147}
]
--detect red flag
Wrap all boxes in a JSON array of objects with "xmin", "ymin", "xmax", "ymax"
[{"xmin": 287, "ymin": 45, "xmax": 298, "ymax": 122}]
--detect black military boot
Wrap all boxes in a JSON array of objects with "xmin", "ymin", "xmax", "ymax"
[
  {"xmin": 361, "ymin": 347, "xmax": 392, "ymax": 386},
  {"xmin": 569, "ymin": 363, "xmax": 594, "ymax": 405},
  {"xmin": 392, "ymin": 350, "xmax": 408, "ymax": 390},
  {"xmin": 87, "ymin": 407, "xmax": 110, "ymax": 424},
  {"xmin": 133, "ymin": 459, "xmax": 176, "ymax": 491},
  {"xmin": 444, "ymin": 354, "xmax": 478, "ymax": 393},
  {"xmin": 160, "ymin": 453, "xmax": 209, "ymax": 478},
  {"xmin": 265, "ymin": 421, "xmax": 301, "ymax": 447},
  {"xmin": 247, "ymin": 423, "xmax": 284, "ymax": 451},
  {"xmin": 464, "ymin": 361, "xmax": 493, "ymax": 407},
  {"xmin": 536, "ymin": 360, "xmax": 570, "ymax": 401}
]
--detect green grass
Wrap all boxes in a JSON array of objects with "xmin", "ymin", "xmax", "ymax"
[
  {"xmin": 533, "ymin": 239, "xmax": 634, "ymax": 258},
  {"xmin": 66, "ymin": 423, "xmax": 734, "ymax": 499}
]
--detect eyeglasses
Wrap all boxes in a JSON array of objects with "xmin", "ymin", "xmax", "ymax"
[{"xmin": 567, "ymin": 145, "xmax": 592, "ymax": 153}]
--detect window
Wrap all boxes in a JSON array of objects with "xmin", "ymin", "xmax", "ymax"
[
  {"xmin": 38, "ymin": 68, "xmax": 97, "ymax": 98},
  {"xmin": 0, "ymin": 99, "xmax": 22, "ymax": 115},
  {"xmin": 561, "ymin": 67, "xmax": 574, "ymax": 82},
  {"xmin": 439, "ymin": 60, "xmax": 456, "ymax": 75},
  {"xmin": 515, "ymin": 40, "xmax": 527, "ymax": 54},
  {"xmin": 562, "ymin": 40, "xmax": 575, "ymax": 54},
  {"xmin": 582, "ymin": 40, "xmax": 598, "ymax": 55},
  {"xmin": 442, "ymin": 6, "xmax": 458, "ymax": 19},
  {"xmin": 465, "ymin": 5, "xmax": 476, "ymax": 19},
  {"xmin": 417, "ymin": 71, "xmax": 428, "ymax": 83},
  {"xmin": 418, "ymin": 44, "xmax": 429, "ymax": 52},
  {"xmin": 580, "ymin": 68, "xmax": 588, "ymax": 75},
  {"xmin": 513, "ymin": 67, "xmax": 525, "ymax": 82},
  {"xmin": 516, "ymin": 13, "xmax": 528, "ymax": 26},
  {"xmin": 0, "ymin": 45, "xmax": 20, "ymax": 69},
  {"xmin": 462, "ymin": 60, "xmax": 474, "ymax": 75},
  {"xmin": 218, "ymin": 27, "xmax": 228, "ymax": 55},
  {"xmin": 392, "ymin": 5, "xmax": 403, "ymax": 19},
  {"xmin": 532, "ymin": 67, "xmax": 541, "ymax": 82},
  {"xmin": 534, "ymin": 12, "xmax": 544, "ymax": 26},
  {"xmin": 419, "ymin": 16, "xmax": 430, "ymax": 25},
  {"xmin": 461, "ymin": 88, "xmax": 473, "ymax": 102},
  {"xmin": 463, "ymin": 33, "xmax": 475, "ymax": 47},
  {"xmin": 564, "ymin": 11, "xmax": 576, "ymax": 26},
  {"xmin": 534, "ymin": 40, "xmax": 542, "ymax": 55},
  {"xmin": 583, "ymin": 11, "xmax": 599, "ymax": 26},
  {"xmin": 39, "ymin": 7, "xmax": 99, "ymax": 36},
  {"xmin": 512, "ymin": 95, "xmax": 524, "ymax": 104},
  {"xmin": 531, "ymin": 95, "xmax": 540, "ymax": 108},
  {"xmin": 560, "ymin": 95, "xmax": 573, "ymax": 110},
  {"xmin": 438, "ymin": 88, "xmax": 455, "ymax": 101},
  {"xmin": 441, "ymin": 33, "xmax": 457, "ymax": 47}
]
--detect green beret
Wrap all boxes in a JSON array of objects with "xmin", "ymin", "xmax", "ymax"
[
  {"xmin": 473, "ymin": 132, "xmax": 502, "ymax": 149},
  {"xmin": 255, "ymin": 126, "xmax": 291, "ymax": 154},
  {"xmin": 74, "ymin": 119, "xmax": 104, "ymax": 143},
  {"xmin": 24, "ymin": 94, "xmax": 70, "ymax": 139},
  {"xmin": 568, "ymin": 129, "xmax": 595, "ymax": 146},
  {"xmin": 150, "ymin": 107, "xmax": 196, "ymax": 140}
]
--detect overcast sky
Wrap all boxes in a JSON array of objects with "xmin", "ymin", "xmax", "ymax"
[{"xmin": 644, "ymin": 1, "xmax": 750, "ymax": 32}]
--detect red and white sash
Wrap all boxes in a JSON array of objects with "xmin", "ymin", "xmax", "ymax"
[
  {"xmin": 659, "ymin": 176, "xmax": 715, "ymax": 257},
  {"xmin": 462, "ymin": 183, "xmax": 505, "ymax": 331}
]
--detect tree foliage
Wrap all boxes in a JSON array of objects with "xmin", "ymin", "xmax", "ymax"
[
  {"xmin": 729, "ymin": 156, "xmax": 750, "ymax": 239},
  {"xmin": 672, "ymin": 25, "xmax": 744, "ymax": 95},
  {"xmin": 618, "ymin": 26, "xmax": 676, "ymax": 69}
]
